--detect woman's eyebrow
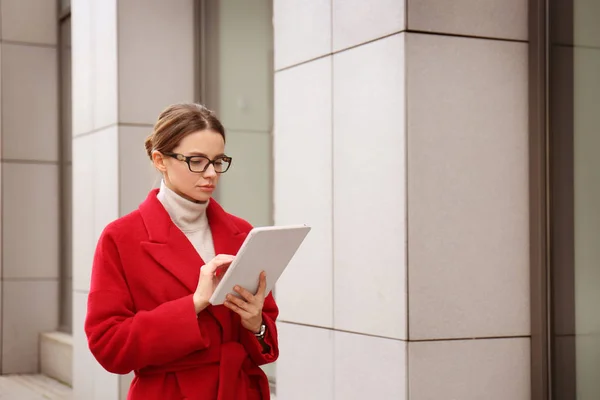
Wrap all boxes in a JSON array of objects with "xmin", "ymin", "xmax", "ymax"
[{"xmin": 187, "ymin": 151, "xmax": 226, "ymax": 157}]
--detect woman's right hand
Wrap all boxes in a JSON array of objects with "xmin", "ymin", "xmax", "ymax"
[{"xmin": 193, "ymin": 254, "xmax": 235, "ymax": 313}]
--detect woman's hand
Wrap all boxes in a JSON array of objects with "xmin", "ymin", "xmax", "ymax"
[
  {"xmin": 193, "ymin": 254, "xmax": 235, "ymax": 313},
  {"xmin": 224, "ymin": 271, "xmax": 267, "ymax": 333}
]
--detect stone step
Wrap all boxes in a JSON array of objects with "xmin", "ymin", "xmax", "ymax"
[
  {"xmin": 0, "ymin": 374, "xmax": 72, "ymax": 400},
  {"xmin": 40, "ymin": 332, "xmax": 73, "ymax": 387}
]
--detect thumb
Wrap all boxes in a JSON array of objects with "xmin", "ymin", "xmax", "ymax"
[{"xmin": 257, "ymin": 271, "xmax": 267, "ymax": 296}]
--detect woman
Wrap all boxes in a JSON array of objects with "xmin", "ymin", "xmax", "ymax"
[{"xmin": 85, "ymin": 103, "xmax": 278, "ymax": 400}]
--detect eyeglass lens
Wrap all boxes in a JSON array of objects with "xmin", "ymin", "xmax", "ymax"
[{"xmin": 189, "ymin": 156, "xmax": 230, "ymax": 173}]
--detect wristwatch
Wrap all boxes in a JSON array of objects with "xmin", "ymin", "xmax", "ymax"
[{"xmin": 254, "ymin": 324, "xmax": 267, "ymax": 340}]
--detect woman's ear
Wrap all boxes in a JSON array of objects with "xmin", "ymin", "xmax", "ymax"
[{"xmin": 152, "ymin": 151, "xmax": 168, "ymax": 173}]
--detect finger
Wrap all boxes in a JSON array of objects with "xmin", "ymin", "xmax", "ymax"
[
  {"xmin": 213, "ymin": 254, "xmax": 235, "ymax": 266},
  {"xmin": 255, "ymin": 271, "xmax": 267, "ymax": 297},
  {"xmin": 201, "ymin": 264, "xmax": 227, "ymax": 276},
  {"xmin": 226, "ymin": 293, "xmax": 252, "ymax": 311},
  {"xmin": 224, "ymin": 299, "xmax": 252, "ymax": 318},
  {"xmin": 234, "ymin": 285, "xmax": 254, "ymax": 302},
  {"xmin": 203, "ymin": 255, "xmax": 235, "ymax": 274}
]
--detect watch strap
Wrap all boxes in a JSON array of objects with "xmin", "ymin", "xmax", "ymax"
[{"xmin": 254, "ymin": 324, "xmax": 266, "ymax": 339}]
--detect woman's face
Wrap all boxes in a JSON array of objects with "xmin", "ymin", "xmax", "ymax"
[{"xmin": 155, "ymin": 129, "xmax": 226, "ymax": 203}]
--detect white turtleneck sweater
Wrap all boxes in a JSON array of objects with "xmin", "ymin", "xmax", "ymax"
[{"xmin": 157, "ymin": 180, "xmax": 216, "ymax": 263}]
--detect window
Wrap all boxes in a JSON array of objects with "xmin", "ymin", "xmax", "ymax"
[
  {"xmin": 58, "ymin": 1, "xmax": 72, "ymax": 333},
  {"xmin": 548, "ymin": 0, "xmax": 600, "ymax": 397},
  {"xmin": 196, "ymin": 0, "xmax": 276, "ymax": 388}
]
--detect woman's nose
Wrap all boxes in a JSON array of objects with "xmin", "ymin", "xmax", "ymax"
[{"xmin": 203, "ymin": 163, "xmax": 217, "ymax": 177}]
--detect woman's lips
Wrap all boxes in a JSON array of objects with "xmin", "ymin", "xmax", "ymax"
[{"xmin": 198, "ymin": 186, "xmax": 215, "ymax": 192}]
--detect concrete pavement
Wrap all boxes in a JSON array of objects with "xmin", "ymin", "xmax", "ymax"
[{"xmin": 0, "ymin": 375, "xmax": 71, "ymax": 400}]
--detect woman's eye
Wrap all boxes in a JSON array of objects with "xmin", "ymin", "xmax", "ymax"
[{"xmin": 190, "ymin": 160, "xmax": 206, "ymax": 167}]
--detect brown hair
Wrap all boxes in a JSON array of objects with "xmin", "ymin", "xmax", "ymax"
[{"xmin": 145, "ymin": 103, "xmax": 226, "ymax": 160}]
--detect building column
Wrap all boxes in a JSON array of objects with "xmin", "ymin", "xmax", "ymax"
[
  {"xmin": 0, "ymin": 0, "xmax": 60, "ymax": 375},
  {"xmin": 71, "ymin": 1, "xmax": 196, "ymax": 398},
  {"xmin": 405, "ymin": 2, "xmax": 530, "ymax": 399},
  {"xmin": 273, "ymin": 1, "xmax": 407, "ymax": 398},
  {"xmin": 273, "ymin": 0, "xmax": 530, "ymax": 399}
]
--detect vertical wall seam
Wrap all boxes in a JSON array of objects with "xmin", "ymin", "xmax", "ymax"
[
  {"xmin": 0, "ymin": 0, "xmax": 4, "ymax": 374},
  {"xmin": 330, "ymin": 0, "xmax": 335, "ymax": 333},
  {"xmin": 330, "ymin": 0, "xmax": 336, "ymax": 398},
  {"xmin": 405, "ymin": 0, "xmax": 409, "ymax": 31},
  {"xmin": 56, "ymin": 0, "xmax": 66, "ymax": 334},
  {"xmin": 403, "ymin": 0, "xmax": 411, "ymax": 395},
  {"xmin": 269, "ymin": 0, "xmax": 276, "ymax": 229},
  {"xmin": 114, "ymin": 0, "xmax": 122, "ymax": 222}
]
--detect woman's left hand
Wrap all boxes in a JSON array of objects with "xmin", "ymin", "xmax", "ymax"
[{"xmin": 224, "ymin": 271, "xmax": 267, "ymax": 333}]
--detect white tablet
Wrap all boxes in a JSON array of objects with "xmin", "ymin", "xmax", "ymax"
[{"xmin": 209, "ymin": 224, "xmax": 311, "ymax": 305}]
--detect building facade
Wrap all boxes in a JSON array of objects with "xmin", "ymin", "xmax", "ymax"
[{"xmin": 0, "ymin": 0, "xmax": 596, "ymax": 399}]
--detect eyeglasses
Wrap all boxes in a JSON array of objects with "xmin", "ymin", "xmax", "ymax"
[{"xmin": 164, "ymin": 153, "xmax": 232, "ymax": 174}]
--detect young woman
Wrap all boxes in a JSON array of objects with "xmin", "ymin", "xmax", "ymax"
[{"xmin": 85, "ymin": 103, "xmax": 278, "ymax": 400}]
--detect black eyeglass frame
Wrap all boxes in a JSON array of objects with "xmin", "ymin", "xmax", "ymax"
[{"xmin": 164, "ymin": 152, "xmax": 233, "ymax": 174}]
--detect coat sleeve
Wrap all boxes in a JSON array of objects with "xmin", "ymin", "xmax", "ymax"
[
  {"xmin": 239, "ymin": 292, "xmax": 279, "ymax": 365},
  {"xmin": 85, "ymin": 227, "xmax": 210, "ymax": 375}
]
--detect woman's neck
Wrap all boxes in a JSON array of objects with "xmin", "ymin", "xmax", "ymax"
[{"xmin": 157, "ymin": 180, "xmax": 209, "ymax": 233}]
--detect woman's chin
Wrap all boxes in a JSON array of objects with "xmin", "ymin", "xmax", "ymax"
[
  {"xmin": 178, "ymin": 190, "xmax": 210, "ymax": 204},
  {"xmin": 190, "ymin": 188, "xmax": 213, "ymax": 203}
]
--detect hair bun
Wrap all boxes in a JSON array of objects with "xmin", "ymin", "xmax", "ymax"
[{"xmin": 144, "ymin": 135, "xmax": 154, "ymax": 159}]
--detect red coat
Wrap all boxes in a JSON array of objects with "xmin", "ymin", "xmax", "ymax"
[{"xmin": 85, "ymin": 189, "xmax": 279, "ymax": 400}]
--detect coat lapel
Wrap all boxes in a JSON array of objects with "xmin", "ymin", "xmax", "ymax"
[
  {"xmin": 140, "ymin": 230, "xmax": 202, "ymax": 294},
  {"xmin": 137, "ymin": 189, "xmax": 249, "ymax": 301},
  {"xmin": 206, "ymin": 200, "xmax": 248, "ymax": 258},
  {"xmin": 139, "ymin": 189, "xmax": 203, "ymax": 294}
]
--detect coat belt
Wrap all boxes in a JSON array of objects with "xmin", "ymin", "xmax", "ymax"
[{"xmin": 136, "ymin": 342, "xmax": 254, "ymax": 400}]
